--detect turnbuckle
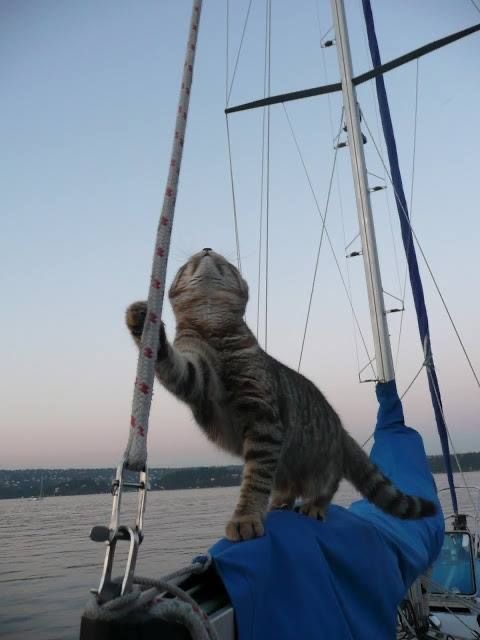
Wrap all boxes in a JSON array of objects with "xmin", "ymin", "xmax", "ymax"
[{"xmin": 89, "ymin": 460, "xmax": 148, "ymax": 602}]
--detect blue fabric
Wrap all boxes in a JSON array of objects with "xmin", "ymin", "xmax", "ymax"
[
  {"xmin": 361, "ymin": 0, "xmax": 458, "ymax": 514},
  {"xmin": 210, "ymin": 381, "xmax": 444, "ymax": 639}
]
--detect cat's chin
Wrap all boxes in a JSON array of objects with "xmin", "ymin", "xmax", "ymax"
[{"xmin": 225, "ymin": 513, "xmax": 265, "ymax": 542}]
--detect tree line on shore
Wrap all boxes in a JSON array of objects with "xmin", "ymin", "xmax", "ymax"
[{"xmin": 1, "ymin": 452, "xmax": 479, "ymax": 499}]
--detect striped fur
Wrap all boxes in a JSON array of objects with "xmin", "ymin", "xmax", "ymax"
[{"xmin": 126, "ymin": 250, "xmax": 436, "ymax": 541}]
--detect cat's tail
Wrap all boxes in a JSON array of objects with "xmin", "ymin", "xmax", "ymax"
[{"xmin": 343, "ymin": 432, "xmax": 436, "ymax": 519}]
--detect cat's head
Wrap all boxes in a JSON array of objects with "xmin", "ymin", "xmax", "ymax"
[{"xmin": 169, "ymin": 249, "xmax": 249, "ymax": 328}]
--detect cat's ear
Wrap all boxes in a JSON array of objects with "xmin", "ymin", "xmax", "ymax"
[{"xmin": 240, "ymin": 278, "xmax": 249, "ymax": 301}]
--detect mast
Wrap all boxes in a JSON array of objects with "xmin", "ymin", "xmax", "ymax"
[{"xmin": 330, "ymin": 0, "xmax": 394, "ymax": 383}]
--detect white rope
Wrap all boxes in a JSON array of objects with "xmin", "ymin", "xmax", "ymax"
[{"xmin": 124, "ymin": 0, "xmax": 203, "ymax": 471}]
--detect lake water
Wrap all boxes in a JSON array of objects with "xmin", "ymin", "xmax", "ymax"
[{"xmin": 1, "ymin": 472, "xmax": 479, "ymax": 639}]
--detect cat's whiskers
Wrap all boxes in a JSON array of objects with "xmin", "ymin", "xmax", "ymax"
[{"xmin": 126, "ymin": 249, "xmax": 437, "ymax": 543}]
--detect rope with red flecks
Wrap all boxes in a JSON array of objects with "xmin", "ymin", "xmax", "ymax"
[{"xmin": 124, "ymin": 0, "xmax": 203, "ymax": 471}]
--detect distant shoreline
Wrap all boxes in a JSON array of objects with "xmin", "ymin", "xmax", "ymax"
[{"xmin": 1, "ymin": 453, "xmax": 479, "ymax": 500}]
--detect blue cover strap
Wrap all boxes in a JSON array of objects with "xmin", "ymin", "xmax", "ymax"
[{"xmin": 361, "ymin": 0, "xmax": 458, "ymax": 514}]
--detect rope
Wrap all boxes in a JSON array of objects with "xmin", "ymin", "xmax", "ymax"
[
  {"xmin": 85, "ymin": 557, "xmax": 218, "ymax": 640},
  {"xmin": 123, "ymin": 0, "xmax": 203, "ymax": 471}
]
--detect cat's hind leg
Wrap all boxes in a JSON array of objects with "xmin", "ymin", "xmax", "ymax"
[
  {"xmin": 269, "ymin": 490, "xmax": 296, "ymax": 511},
  {"xmin": 296, "ymin": 496, "xmax": 330, "ymax": 520},
  {"xmin": 296, "ymin": 474, "xmax": 340, "ymax": 521}
]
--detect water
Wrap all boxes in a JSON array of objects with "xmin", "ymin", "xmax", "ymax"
[{"xmin": 1, "ymin": 473, "xmax": 479, "ymax": 639}]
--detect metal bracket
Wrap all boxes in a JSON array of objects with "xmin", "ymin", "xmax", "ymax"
[{"xmin": 89, "ymin": 461, "xmax": 148, "ymax": 602}]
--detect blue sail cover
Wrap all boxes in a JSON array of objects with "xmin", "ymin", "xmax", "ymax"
[
  {"xmin": 210, "ymin": 381, "xmax": 444, "ymax": 639},
  {"xmin": 361, "ymin": 0, "xmax": 458, "ymax": 514}
]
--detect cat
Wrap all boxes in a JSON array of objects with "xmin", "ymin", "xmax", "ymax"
[{"xmin": 126, "ymin": 248, "xmax": 436, "ymax": 541}]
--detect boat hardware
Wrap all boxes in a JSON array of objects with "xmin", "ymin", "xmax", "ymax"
[
  {"xmin": 454, "ymin": 514, "xmax": 468, "ymax": 531},
  {"xmin": 385, "ymin": 308, "xmax": 402, "ymax": 314},
  {"xmin": 89, "ymin": 460, "xmax": 147, "ymax": 601}
]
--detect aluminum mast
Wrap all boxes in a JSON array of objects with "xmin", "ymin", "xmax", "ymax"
[{"xmin": 331, "ymin": 0, "xmax": 394, "ymax": 383}]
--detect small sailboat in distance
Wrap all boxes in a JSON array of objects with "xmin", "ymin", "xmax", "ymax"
[
  {"xmin": 31, "ymin": 476, "xmax": 44, "ymax": 501},
  {"xmin": 80, "ymin": 1, "xmax": 480, "ymax": 638}
]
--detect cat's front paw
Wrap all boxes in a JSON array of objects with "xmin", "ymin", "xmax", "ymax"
[
  {"xmin": 225, "ymin": 514, "xmax": 264, "ymax": 541},
  {"xmin": 126, "ymin": 301, "xmax": 147, "ymax": 338}
]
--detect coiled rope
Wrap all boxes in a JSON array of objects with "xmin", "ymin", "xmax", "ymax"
[{"xmin": 84, "ymin": 556, "xmax": 219, "ymax": 640}]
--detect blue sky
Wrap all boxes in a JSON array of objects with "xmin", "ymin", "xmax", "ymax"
[{"xmin": 2, "ymin": 0, "xmax": 479, "ymax": 468}]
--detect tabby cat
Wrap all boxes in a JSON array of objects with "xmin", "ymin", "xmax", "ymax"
[{"xmin": 126, "ymin": 248, "xmax": 435, "ymax": 541}]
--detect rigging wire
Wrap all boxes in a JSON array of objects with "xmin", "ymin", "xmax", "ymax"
[
  {"xmin": 361, "ymin": 92, "xmax": 479, "ymax": 503},
  {"xmin": 360, "ymin": 21, "xmax": 404, "ymax": 302},
  {"xmin": 362, "ymin": 356, "xmax": 427, "ymax": 449},
  {"xmin": 282, "ymin": 103, "xmax": 340, "ymax": 371},
  {"xmin": 359, "ymin": 20, "xmax": 405, "ymax": 376},
  {"xmin": 225, "ymin": 0, "xmax": 229, "ymax": 105},
  {"xmin": 295, "ymin": 148, "xmax": 337, "ymax": 372},
  {"xmin": 400, "ymin": 360, "xmax": 425, "ymax": 401},
  {"xmin": 426, "ymin": 577, "xmax": 480, "ymax": 614},
  {"xmin": 361, "ymin": 433, "xmax": 373, "ymax": 448},
  {"xmin": 226, "ymin": 0, "xmax": 254, "ymax": 106},
  {"xmin": 409, "ymin": 60, "xmax": 420, "ymax": 256},
  {"xmin": 283, "ymin": 102, "xmax": 375, "ymax": 376},
  {"xmin": 224, "ymin": 0, "xmax": 243, "ymax": 272},
  {"xmin": 262, "ymin": 0, "xmax": 272, "ymax": 351},
  {"xmin": 425, "ymin": 576, "xmax": 480, "ymax": 636},
  {"xmin": 256, "ymin": 2, "xmax": 271, "ymax": 340},
  {"xmin": 429, "ymin": 368, "xmax": 479, "ymax": 516},
  {"xmin": 361, "ymin": 111, "xmax": 480, "ymax": 392},
  {"xmin": 319, "ymin": 24, "xmax": 334, "ymax": 44},
  {"xmin": 395, "ymin": 59, "xmax": 420, "ymax": 372},
  {"xmin": 256, "ymin": 0, "xmax": 273, "ymax": 350},
  {"xmin": 469, "ymin": 0, "xmax": 480, "ymax": 14},
  {"xmin": 225, "ymin": 116, "xmax": 242, "ymax": 273}
]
